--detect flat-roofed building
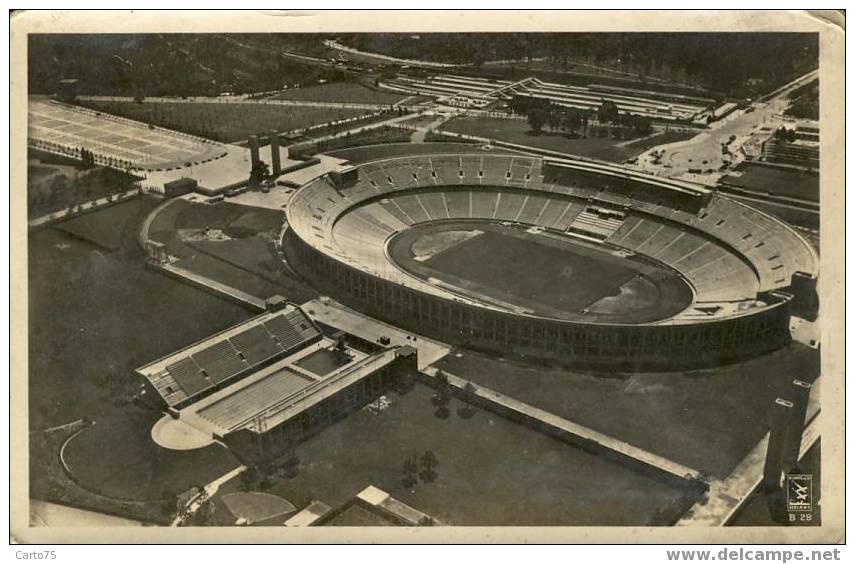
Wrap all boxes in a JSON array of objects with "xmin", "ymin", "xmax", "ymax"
[{"xmin": 138, "ymin": 303, "xmax": 419, "ymax": 463}]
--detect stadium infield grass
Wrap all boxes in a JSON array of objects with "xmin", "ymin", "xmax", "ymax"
[
  {"xmin": 388, "ymin": 221, "xmax": 692, "ymax": 323},
  {"xmin": 265, "ymin": 383, "xmax": 701, "ymax": 526},
  {"xmin": 423, "ymin": 228, "xmax": 638, "ymax": 311},
  {"xmin": 432, "ymin": 342, "xmax": 820, "ymax": 479}
]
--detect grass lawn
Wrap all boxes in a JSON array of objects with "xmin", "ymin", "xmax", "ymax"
[
  {"xmin": 399, "ymin": 114, "xmax": 443, "ymax": 129},
  {"xmin": 442, "ymin": 116, "xmax": 695, "ymax": 162},
  {"xmin": 173, "ymin": 201, "xmax": 283, "ymax": 235},
  {"xmin": 180, "ymin": 237, "xmax": 318, "ymax": 303},
  {"xmin": 29, "ymin": 203, "xmax": 252, "ymax": 507},
  {"xmin": 720, "ymin": 163, "xmax": 819, "ymax": 202},
  {"xmin": 29, "ymin": 422, "xmax": 168, "ymax": 524},
  {"xmin": 28, "ymin": 226, "xmax": 251, "ymax": 427},
  {"xmin": 62, "ymin": 404, "xmax": 240, "ymax": 501},
  {"xmin": 272, "ymin": 82, "xmax": 407, "ymax": 105},
  {"xmin": 389, "ymin": 222, "xmax": 692, "ymax": 323},
  {"xmin": 263, "ymin": 384, "xmax": 700, "ymax": 525},
  {"xmin": 423, "ymin": 229, "xmax": 637, "ymax": 311},
  {"xmin": 147, "ymin": 199, "xmax": 318, "ymax": 303},
  {"xmin": 57, "ymin": 198, "xmax": 153, "ymax": 251},
  {"xmin": 433, "ymin": 342, "xmax": 820, "ymax": 479},
  {"xmin": 79, "ymin": 100, "xmax": 370, "ymax": 143}
]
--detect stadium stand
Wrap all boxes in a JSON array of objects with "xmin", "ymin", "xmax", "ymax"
[
  {"xmin": 138, "ymin": 307, "xmax": 323, "ymax": 408},
  {"xmin": 286, "ymin": 153, "xmax": 817, "ymax": 347}
]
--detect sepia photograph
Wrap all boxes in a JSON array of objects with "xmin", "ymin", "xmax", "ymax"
[{"xmin": 8, "ymin": 9, "xmax": 845, "ymax": 545}]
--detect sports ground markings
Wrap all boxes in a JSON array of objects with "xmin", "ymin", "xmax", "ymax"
[
  {"xmin": 28, "ymin": 98, "xmax": 226, "ymax": 170},
  {"xmin": 410, "ymin": 228, "xmax": 483, "ymax": 262}
]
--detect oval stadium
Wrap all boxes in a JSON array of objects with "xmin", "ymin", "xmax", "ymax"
[{"xmin": 284, "ymin": 151, "xmax": 818, "ymax": 370}]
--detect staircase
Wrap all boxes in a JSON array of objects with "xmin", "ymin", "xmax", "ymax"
[{"xmin": 568, "ymin": 208, "xmax": 625, "ymax": 240}]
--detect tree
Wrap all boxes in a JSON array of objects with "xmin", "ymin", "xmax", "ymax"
[
  {"xmin": 527, "ymin": 108, "xmax": 548, "ymax": 135},
  {"xmin": 250, "ymin": 160, "xmax": 270, "ymax": 186},
  {"xmin": 457, "ymin": 381, "xmax": 478, "ymax": 419},
  {"xmin": 159, "ymin": 487, "xmax": 179, "ymax": 520},
  {"xmin": 597, "ymin": 99, "xmax": 620, "ymax": 124},
  {"xmin": 546, "ymin": 111, "xmax": 560, "ymax": 133},
  {"xmin": 420, "ymin": 450, "xmax": 439, "ymax": 483},
  {"xmin": 432, "ymin": 370, "xmax": 452, "ymax": 411},
  {"xmin": 402, "ymin": 455, "xmax": 418, "ymax": 488}
]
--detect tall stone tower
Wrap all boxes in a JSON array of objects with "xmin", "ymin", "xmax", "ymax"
[
  {"xmin": 269, "ymin": 130, "xmax": 281, "ymax": 176},
  {"xmin": 248, "ymin": 135, "xmax": 260, "ymax": 170}
]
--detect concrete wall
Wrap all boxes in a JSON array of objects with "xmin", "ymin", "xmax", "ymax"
[
  {"xmin": 222, "ymin": 351, "xmax": 417, "ymax": 464},
  {"xmin": 285, "ymin": 229, "xmax": 794, "ymax": 371}
]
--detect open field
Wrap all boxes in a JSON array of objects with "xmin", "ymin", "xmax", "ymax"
[
  {"xmin": 56, "ymin": 197, "xmax": 154, "ymax": 251},
  {"xmin": 29, "ymin": 422, "xmax": 167, "ymax": 525},
  {"xmin": 264, "ymin": 384, "xmax": 700, "ymax": 525},
  {"xmin": 389, "ymin": 222, "xmax": 692, "ymax": 323},
  {"xmin": 720, "ymin": 162, "xmax": 819, "ymax": 202},
  {"xmin": 29, "ymin": 202, "xmax": 251, "ymax": 504},
  {"xmin": 272, "ymin": 81, "xmax": 407, "ymax": 105},
  {"xmin": 62, "ymin": 403, "xmax": 240, "ymax": 501},
  {"xmin": 433, "ymin": 343, "xmax": 820, "ymax": 479},
  {"xmin": 147, "ymin": 199, "xmax": 318, "ymax": 303},
  {"xmin": 77, "ymin": 100, "xmax": 370, "ymax": 143},
  {"xmin": 289, "ymin": 125, "xmax": 414, "ymax": 159},
  {"xmin": 442, "ymin": 116, "xmax": 695, "ymax": 161},
  {"xmin": 399, "ymin": 113, "xmax": 444, "ymax": 129}
]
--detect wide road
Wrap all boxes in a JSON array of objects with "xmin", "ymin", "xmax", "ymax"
[{"xmin": 637, "ymin": 69, "xmax": 818, "ymax": 184}]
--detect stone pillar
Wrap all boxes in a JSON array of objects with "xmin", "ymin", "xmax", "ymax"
[
  {"xmin": 763, "ymin": 398, "xmax": 795, "ymax": 491},
  {"xmin": 268, "ymin": 130, "xmax": 281, "ymax": 176},
  {"xmin": 248, "ymin": 135, "xmax": 260, "ymax": 169},
  {"xmin": 781, "ymin": 379, "xmax": 812, "ymax": 473}
]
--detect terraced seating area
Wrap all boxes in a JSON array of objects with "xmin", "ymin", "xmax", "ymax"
[
  {"xmin": 568, "ymin": 208, "xmax": 626, "ymax": 239},
  {"xmin": 191, "ymin": 340, "xmax": 250, "ymax": 385},
  {"xmin": 166, "ymin": 357, "xmax": 209, "ymax": 397},
  {"xmin": 230, "ymin": 325, "xmax": 284, "ymax": 366},
  {"xmin": 139, "ymin": 308, "xmax": 324, "ymax": 408},
  {"xmin": 288, "ymin": 153, "xmax": 817, "ymax": 320}
]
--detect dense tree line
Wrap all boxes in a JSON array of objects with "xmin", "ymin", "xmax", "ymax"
[
  {"xmin": 785, "ymin": 78, "xmax": 819, "ymax": 120},
  {"xmin": 341, "ymin": 32, "xmax": 817, "ymax": 97},
  {"xmin": 28, "ymin": 33, "xmax": 817, "ymax": 101},
  {"xmin": 28, "ymin": 34, "xmax": 347, "ymax": 98},
  {"xmin": 508, "ymin": 94, "xmax": 652, "ymax": 138}
]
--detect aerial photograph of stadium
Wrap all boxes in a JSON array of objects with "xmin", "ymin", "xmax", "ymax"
[{"xmin": 13, "ymin": 10, "xmax": 841, "ymax": 543}]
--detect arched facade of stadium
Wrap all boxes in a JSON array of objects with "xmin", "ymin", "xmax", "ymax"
[{"xmin": 283, "ymin": 152, "xmax": 818, "ymax": 370}]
